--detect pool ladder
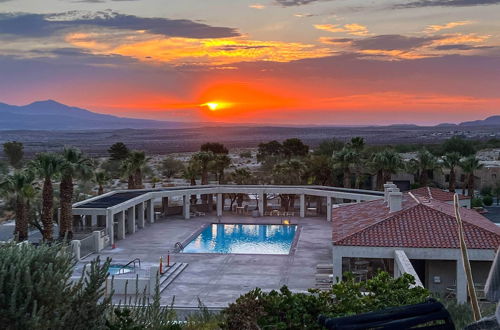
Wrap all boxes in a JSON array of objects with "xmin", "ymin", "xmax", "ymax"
[
  {"xmin": 117, "ymin": 258, "xmax": 141, "ymax": 274},
  {"xmin": 174, "ymin": 242, "xmax": 184, "ymax": 252}
]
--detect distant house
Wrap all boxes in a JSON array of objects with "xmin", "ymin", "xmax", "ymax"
[{"xmin": 331, "ymin": 184, "xmax": 499, "ymax": 303}]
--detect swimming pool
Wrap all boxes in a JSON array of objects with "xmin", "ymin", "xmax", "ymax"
[
  {"xmin": 107, "ymin": 264, "xmax": 133, "ymax": 275},
  {"xmin": 182, "ymin": 223, "xmax": 298, "ymax": 255}
]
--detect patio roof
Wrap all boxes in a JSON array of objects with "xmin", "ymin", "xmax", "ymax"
[{"xmin": 409, "ymin": 186, "xmax": 469, "ymax": 201}]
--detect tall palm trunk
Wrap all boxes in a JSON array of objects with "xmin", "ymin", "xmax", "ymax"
[
  {"xmin": 134, "ymin": 169, "xmax": 143, "ymax": 189},
  {"xmin": 376, "ymin": 170, "xmax": 383, "ymax": 190},
  {"xmin": 468, "ymin": 174, "xmax": 475, "ymax": 197},
  {"xmin": 343, "ymin": 168, "xmax": 351, "ymax": 188},
  {"xmin": 14, "ymin": 197, "xmax": 28, "ymax": 241},
  {"xmin": 449, "ymin": 168, "xmax": 456, "ymax": 192},
  {"xmin": 419, "ymin": 171, "xmax": 428, "ymax": 187},
  {"xmin": 127, "ymin": 175, "xmax": 135, "ymax": 190},
  {"xmin": 98, "ymin": 185, "xmax": 104, "ymax": 195},
  {"xmin": 59, "ymin": 175, "xmax": 74, "ymax": 240},
  {"xmin": 42, "ymin": 177, "xmax": 54, "ymax": 241}
]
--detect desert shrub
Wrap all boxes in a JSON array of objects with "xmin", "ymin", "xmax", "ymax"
[
  {"xmin": 483, "ymin": 195, "xmax": 493, "ymax": 206},
  {"xmin": 0, "ymin": 243, "xmax": 111, "ymax": 330},
  {"xmin": 221, "ymin": 271, "xmax": 429, "ymax": 329},
  {"xmin": 480, "ymin": 186, "xmax": 493, "ymax": 196},
  {"xmin": 239, "ymin": 151, "xmax": 252, "ymax": 158},
  {"xmin": 472, "ymin": 197, "xmax": 483, "ymax": 208}
]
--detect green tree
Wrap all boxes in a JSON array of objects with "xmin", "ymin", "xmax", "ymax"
[
  {"xmin": 212, "ymin": 154, "xmax": 231, "ymax": 184},
  {"xmin": 3, "ymin": 141, "xmax": 24, "ymax": 169},
  {"xmin": 121, "ymin": 151, "xmax": 149, "ymax": 189},
  {"xmin": 349, "ymin": 136, "xmax": 365, "ymax": 152},
  {"xmin": 160, "ymin": 157, "xmax": 185, "ymax": 180},
  {"xmin": 370, "ymin": 149, "xmax": 403, "ymax": 190},
  {"xmin": 200, "ymin": 142, "xmax": 228, "ymax": 154},
  {"xmin": 408, "ymin": 149, "xmax": 439, "ymax": 187},
  {"xmin": 460, "ymin": 155, "xmax": 484, "ymax": 197},
  {"xmin": 257, "ymin": 140, "xmax": 283, "ymax": 162},
  {"xmin": 108, "ymin": 142, "xmax": 130, "ymax": 161},
  {"xmin": 0, "ymin": 169, "xmax": 36, "ymax": 241},
  {"xmin": 333, "ymin": 147, "xmax": 357, "ymax": 188},
  {"xmin": 192, "ymin": 151, "xmax": 215, "ymax": 185},
  {"xmin": 93, "ymin": 171, "xmax": 109, "ymax": 195},
  {"xmin": 314, "ymin": 138, "xmax": 345, "ymax": 156},
  {"xmin": 282, "ymin": 138, "xmax": 309, "ymax": 158},
  {"xmin": 59, "ymin": 147, "xmax": 93, "ymax": 240},
  {"xmin": 305, "ymin": 155, "xmax": 334, "ymax": 186},
  {"xmin": 441, "ymin": 136, "xmax": 475, "ymax": 156},
  {"xmin": 30, "ymin": 152, "xmax": 63, "ymax": 241},
  {"xmin": 442, "ymin": 152, "xmax": 461, "ymax": 192}
]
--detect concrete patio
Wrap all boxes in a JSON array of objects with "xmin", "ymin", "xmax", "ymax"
[{"xmin": 82, "ymin": 215, "xmax": 332, "ymax": 308}]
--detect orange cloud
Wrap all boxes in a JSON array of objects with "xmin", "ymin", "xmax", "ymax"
[
  {"xmin": 249, "ymin": 4, "xmax": 266, "ymax": 9},
  {"xmin": 314, "ymin": 23, "xmax": 370, "ymax": 36},
  {"xmin": 65, "ymin": 32, "xmax": 332, "ymax": 66},
  {"xmin": 425, "ymin": 21, "xmax": 472, "ymax": 33}
]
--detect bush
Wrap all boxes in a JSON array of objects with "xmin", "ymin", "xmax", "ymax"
[
  {"xmin": 480, "ymin": 186, "xmax": 493, "ymax": 196},
  {"xmin": 239, "ymin": 151, "xmax": 252, "ymax": 158},
  {"xmin": 0, "ymin": 243, "xmax": 112, "ymax": 330},
  {"xmin": 472, "ymin": 197, "xmax": 483, "ymax": 208},
  {"xmin": 482, "ymin": 195, "xmax": 493, "ymax": 206},
  {"xmin": 221, "ymin": 271, "xmax": 429, "ymax": 329}
]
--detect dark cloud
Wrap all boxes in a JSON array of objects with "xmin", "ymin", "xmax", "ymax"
[
  {"xmin": 275, "ymin": 0, "xmax": 326, "ymax": 6},
  {"xmin": 395, "ymin": 0, "xmax": 500, "ymax": 8},
  {"xmin": 434, "ymin": 44, "xmax": 494, "ymax": 50},
  {"xmin": 323, "ymin": 38, "xmax": 353, "ymax": 43},
  {"xmin": 352, "ymin": 35, "xmax": 439, "ymax": 51},
  {"xmin": 0, "ymin": 11, "xmax": 239, "ymax": 39}
]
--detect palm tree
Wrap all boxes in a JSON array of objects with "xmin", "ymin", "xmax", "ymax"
[
  {"xmin": 409, "ymin": 149, "xmax": 439, "ymax": 187},
  {"xmin": 442, "ymin": 152, "xmax": 461, "ymax": 192},
  {"xmin": 212, "ymin": 154, "xmax": 231, "ymax": 184},
  {"xmin": 183, "ymin": 161, "xmax": 200, "ymax": 204},
  {"xmin": 192, "ymin": 151, "xmax": 214, "ymax": 185},
  {"xmin": 460, "ymin": 156, "xmax": 484, "ymax": 197},
  {"xmin": 0, "ymin": 170, "xmax": 36, "ymax": 241},
  {"xmin": 371, "ymin": 149, "xmax": 403, "ymax": 190},
  {"xmin": 120, "ymin": 151, "xmax": 149, "ymax": 189},
  {"xmin": 93, "ymin": 171, "xmax": 109, "ymax": 195},
  {"xmin": 30, "ymin": 153, "xmax": 62, "ymax": 241},
  {"xmin": 59, "ymin": 147, "xmax": 93, "ymax": 240},
  {"xmin": 333, "ymin": 147, "xmax": 357, "ymax": 188}
]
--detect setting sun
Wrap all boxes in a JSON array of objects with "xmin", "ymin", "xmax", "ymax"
[{"xmin": 201, "ymin": 101, "xmax": 232, "ymax": 111}]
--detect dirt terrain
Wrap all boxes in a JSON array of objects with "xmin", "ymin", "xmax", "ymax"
[{"xmin": 0, "ymin": 125, "xmax": 498, "ymax": 157}]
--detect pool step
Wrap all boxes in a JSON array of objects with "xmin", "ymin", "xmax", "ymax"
[{"xmin": 159, "ymin": 262, "xmax": 189, "ymax": 293}]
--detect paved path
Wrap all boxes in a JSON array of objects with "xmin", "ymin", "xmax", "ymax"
[{"xmin": 85, "ymin": 215, "xmax": 332, "ymax": 308}]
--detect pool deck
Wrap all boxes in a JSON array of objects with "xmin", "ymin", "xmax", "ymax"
[{"xmin": 82, "ymin": 215, "xmax": 332, "ymax": 308}]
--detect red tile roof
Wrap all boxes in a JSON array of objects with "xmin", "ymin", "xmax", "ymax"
[
  {"xmin": 410, "ymin": 186, "xmax": 469, "ymax": 201},
  {"xmin": 332, "ymin": 190, "xmax": 500, "ymax": 250}
]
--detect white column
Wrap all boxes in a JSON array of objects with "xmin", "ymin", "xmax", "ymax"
[
  {"xmin": 456, "ymin": 257, "xmax": 467, "ymax": 303},
  {"xmin": 93, "ymin": 230, "xmax": 102, "ymax": 253},
  {"xmin": 107, "ymin": 210, "xmax": 114, "ymax": 245},
  {"xmin": 91, "ymin": 215, "xmax": 97, "ymax": 227},
  {"xmin": 300, "ymin": 194, "xmax": 305, "ymax": 218},
  {"xmin": 332, "ymin": 247, "xmax": 343, "ymax": 283},
  {"xmin": 137, "ymin": 202, "xmax": 145, "ymax": 229},
  {"xmin": 127, "ymin": 206, "xmax": 135, "ymax": 234},
  {"xmin": 117, "ymin": 211, "xmax": 125, "ymax": 240},
  {"xmin": 327, "ymin": 197, "xmax": 332, "ymax": 222},
  {"xmin": 183, "ymin": 195, "xmax": 190, "ymax": 219},
  {"xmin": 258, "ymin": 192, "xmax": 264, "ymax": 216},
  {"xmin": 217, "ymin": 193, "xmax": 223, "ymax": 216},
  {"xmin": 394, "ymin": 259, "xmax": 401, "ymax": 278},
  {"xmin": 147, "ymin": 199, "xmax": 154, "ymax": 224}
]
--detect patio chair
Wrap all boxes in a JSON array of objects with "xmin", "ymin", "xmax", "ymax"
[{"xmin": 318, "ymin": 298, "xmax": 454, "ymax": 330}]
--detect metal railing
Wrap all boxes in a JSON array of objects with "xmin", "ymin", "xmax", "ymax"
[{"xmin": 116, "ymin": 258, "xmax": 141, "ymax": 274}]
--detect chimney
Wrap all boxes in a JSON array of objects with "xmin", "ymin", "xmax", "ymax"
[
  {"xmin": 389, "ymin": 191, "xmax": 403, "ymax": 213},
  {"xmin": 383, "ymin": 182, "xmax": 397, "ymax": 202}
]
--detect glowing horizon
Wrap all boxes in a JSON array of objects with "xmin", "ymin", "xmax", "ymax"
[{"xmin": 0, "ymin": 1, "xmax": 499, "ymax": 125}]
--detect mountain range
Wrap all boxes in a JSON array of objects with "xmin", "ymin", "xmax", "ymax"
[{"xmin": 0, "ymin": 100, "xmax": 498, "ymax": 130}]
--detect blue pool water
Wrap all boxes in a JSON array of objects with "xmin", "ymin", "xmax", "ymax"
[
  {"xmin": 182, "ymin": 223, "xmax": 297, "ymax": 255},
  {"xmin": 108, "ymin": 264, "xmax": 133, "ymax": 275}
]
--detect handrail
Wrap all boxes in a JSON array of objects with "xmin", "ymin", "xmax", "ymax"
[
  {"xmin": 117, "ymin": 258, "xmax": 141, "ymax": 274},
  {"xmin": 174, "ymin": 242, "xmax": 184, "ymax": 252}
]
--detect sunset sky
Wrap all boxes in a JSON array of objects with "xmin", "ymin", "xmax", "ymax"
[{"xmin": 0, "ymin": 0, "xmax": 499, "ymax": 125}]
